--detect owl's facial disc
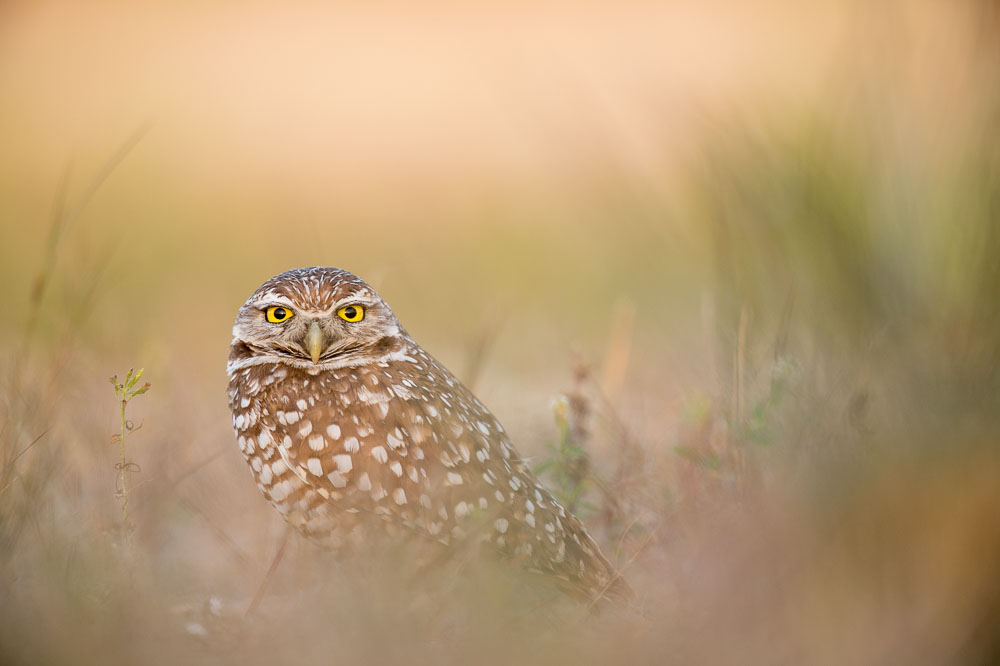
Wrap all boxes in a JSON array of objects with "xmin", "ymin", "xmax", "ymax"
[{"xmin": 232, "ymin": 268, "xmax": 409, "ymax": 371}]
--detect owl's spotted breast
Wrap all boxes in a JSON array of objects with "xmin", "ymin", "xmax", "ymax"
[{"xmin": 228, "ymin": 267, "xmax": 630, "ymax": 604}]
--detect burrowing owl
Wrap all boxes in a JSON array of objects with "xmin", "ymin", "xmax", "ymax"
[{"xmin": 228, "ymin": 267, "xmax": 629, "ymax": 603}]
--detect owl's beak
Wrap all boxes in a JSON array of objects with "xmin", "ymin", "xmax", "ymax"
[{"xmin": 305, "ymin": 321, "xmax": 327, "ymax": 364}]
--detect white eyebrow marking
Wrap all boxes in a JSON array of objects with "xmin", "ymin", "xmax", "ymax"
[{"xmin": 255, "ymin": 296, "xmax": 297, "ymax": 308}]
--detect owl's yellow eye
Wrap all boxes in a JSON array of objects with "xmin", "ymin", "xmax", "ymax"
[
  {"xmin": 265, "ymin": 306, "xmax": 294, "ymax": 323},
  {"xmin": 337, "ymin": 304, "xmax": 365, "ymax": 322}
]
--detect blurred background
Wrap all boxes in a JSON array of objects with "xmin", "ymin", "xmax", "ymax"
[{"xmin": 2, "ymin": 0, "xmax": 999, "ymax": 663}]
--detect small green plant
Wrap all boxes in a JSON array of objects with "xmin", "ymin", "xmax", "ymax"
[
  {"xmin": 738, "ymin": 355, "xmax": 800, "ymax": 446},
  {"xmin": 109, "ymin": 367, "xmax": 150, "ymax": 546},
  {"xmin": 534, "ymin": 395, "xmax": 591, "ymax": 514},
  {"xmin": 672, "ymin": 355, "xmax": 801, "ymax": 493}
]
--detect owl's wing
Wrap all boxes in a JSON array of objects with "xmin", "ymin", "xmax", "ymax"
[{"xmin": 256, "ymin": 354, "xmax": 628, "ymax": 603}]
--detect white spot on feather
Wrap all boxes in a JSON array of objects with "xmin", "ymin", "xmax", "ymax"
[
  {"xmin": 270, "ymin": 482, "xmax": 288, "ymax": 501},
  {"xmin": 307, "ymin": 458, "xmax": 323, "ymax": 476},
  {"xmin": 333, "ymin": 454, "xmax": 352, "ymax": 472}
]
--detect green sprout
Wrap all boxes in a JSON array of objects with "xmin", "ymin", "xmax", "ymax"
[
  {"xmin": 109, "ymin": 367, "xmax": 150, "ymax": 546},
  {"xmin": 535, "ymin": 395, "xmax": 591, "ymax": 514}
]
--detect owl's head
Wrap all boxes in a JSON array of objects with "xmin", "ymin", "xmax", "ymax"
[{"xmin": 231, "ymin": 267, "xmax": 406, "ymax": 368}]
